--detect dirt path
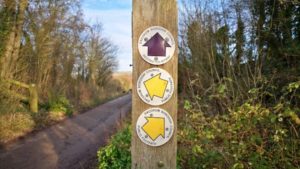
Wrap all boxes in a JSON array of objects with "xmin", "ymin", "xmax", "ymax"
[{"xmin": 0, "ymin": 94, "xmax": 132, "ymax": 169}]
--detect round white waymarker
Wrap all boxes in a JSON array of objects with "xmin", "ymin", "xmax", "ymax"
[
  {"xmin": 136, "ymin": 108, "xmax": 174, "ymax": 147},
  {"xmin": 138, "ymin": 26, "xmax": 176, "ymax": 65},
  {"xmin": 137, "ymin": 68, "xmax": 174, "ymax": 106}
]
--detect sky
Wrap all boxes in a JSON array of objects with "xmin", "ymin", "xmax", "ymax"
[{"xmin": 82, "ymin": 0, "xmax": 132, "ymax": 72}]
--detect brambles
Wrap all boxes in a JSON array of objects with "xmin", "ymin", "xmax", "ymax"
[
  {"xmin": 178, "ymin": 82, "xmax": 300, "ymax": 169},
  {"xmin": 97, "ymin": 126, "xmax": 131, "ymax": 169}
]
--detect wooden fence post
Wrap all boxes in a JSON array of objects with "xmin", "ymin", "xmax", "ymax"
[
  {"xmin": 132, "ymin": 0, "xmax": 178, "ymax": 169},
  {"xmin": 29, "ymin": 84, "xmax": 38, "ymax": 113}
]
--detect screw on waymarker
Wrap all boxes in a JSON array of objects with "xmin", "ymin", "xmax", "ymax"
[{"xmin": 157, "ymin": 161, "xmax": 164, "ymax": 168}]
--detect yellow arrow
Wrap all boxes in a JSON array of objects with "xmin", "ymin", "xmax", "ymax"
[
  {"xmin": 144, "ymin": 73, "xmax": 168, "ymax": 100},
  {"xmin": 142, "ymin": 117, "xmax": 165, "ymax": 141}
]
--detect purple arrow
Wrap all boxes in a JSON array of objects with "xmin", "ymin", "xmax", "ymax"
[{"xmin": 143, "ymin": 33, "xmax": 171, "ymax": 57}]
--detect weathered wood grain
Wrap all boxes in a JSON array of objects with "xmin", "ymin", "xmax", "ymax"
[{"xmin": 132, "ymin": 0, "xmax": 178, "ymax": 169}]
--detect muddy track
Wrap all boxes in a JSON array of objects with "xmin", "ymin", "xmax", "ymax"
[{"xmin": 0, "ymin": 94, "xmax": 132, "ymax": 169}]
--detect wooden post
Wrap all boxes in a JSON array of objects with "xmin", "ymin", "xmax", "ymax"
[
  {"xmin": 132, "ymin": 1, "xmax": 178, "ymax": 169},
  {"xmin": 29, "ymin": 84, "xmax": 38, "ymax": 113}
]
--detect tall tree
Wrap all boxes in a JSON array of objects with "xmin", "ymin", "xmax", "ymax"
[{"xmin": 0, "ymin": 0, "xmax": 28, "ymax": 79}]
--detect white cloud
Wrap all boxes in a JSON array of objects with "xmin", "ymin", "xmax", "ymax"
[{"xmin": 83, "ymin": 8, "xmax": 132, "ymax": 72}]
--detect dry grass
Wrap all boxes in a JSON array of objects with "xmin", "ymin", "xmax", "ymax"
[
  {"xmin": 112, "ymin": 71, "xmax": 132, "ymax": 91},
  {"xmin": 0, "ymin": 110, "xmax": 69, "ymax": 144},
  {"xmin": 0, "ymin": 112, "xmax": 34, "ymax": 144}
]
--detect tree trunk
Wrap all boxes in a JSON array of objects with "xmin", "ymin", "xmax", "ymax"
[{"xmin": 0, "ymin": 0, "xmax": 28, "ymax": 79}]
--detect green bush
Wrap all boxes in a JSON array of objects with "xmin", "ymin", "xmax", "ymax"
[
  {"xmin": 178, "ymin": 104, "xmax": 299, "ymax": 168},
  {"xmin": 47, "ymin": 94, "xmax": 73, "ymax": 116},
  {"xmin": 97, "ymin": 125, "xmax": 131, "ymax": 169},
  {"xmin": 178, "ymin": 83, "xmax": 300, "ymax": 169}
]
